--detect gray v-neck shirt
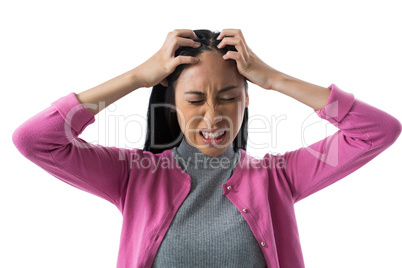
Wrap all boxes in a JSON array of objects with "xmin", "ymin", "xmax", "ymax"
[{"xmin": 151, "ymin": 138, "xmax": 267, "ymax": 267}]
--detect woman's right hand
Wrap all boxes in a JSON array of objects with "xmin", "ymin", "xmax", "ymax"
[{"xmin": 134, "ymin": 29, "xmax": 201, "ymax": 88}]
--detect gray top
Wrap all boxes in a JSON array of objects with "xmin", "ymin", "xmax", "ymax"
[{"xmin": 151, "ymin": 138, "xmax": 267, "ymax": 267}]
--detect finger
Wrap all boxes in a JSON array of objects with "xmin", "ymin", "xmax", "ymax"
[
  {"xmin": 175, "ymin": 36, "xmax": 201, "ymax": 49},
  {"xmin": 171, "ymin": 29, "xmax": 198, "ymax": 40},
  {"xmin": 218, "ymin": 37, "xmax": 248, "ymax": 58},
  {"xmin": 222, "ymin": 51, "xmax": 247, "ymax": 69},
  {"xmin": 223, "ymin": 51, "xmax": 243, "ymax": 61},
  {"xmin": 169, "ymin": 29, "xmax": 201, "ymax": 53},
  {"xmin": 216, "ymin": 29, "xmax": 244, "ymax": 40},
  {"xmin": 216, "ymin": 29, "xmax": 236, "ymax": 40},
  {"xmin": 161, "ymin": 78, "xmax": 168, "ymax": 87},
  {"xmin": 173, "ymin": 55, "xmax": 199, "ymax": 66}
]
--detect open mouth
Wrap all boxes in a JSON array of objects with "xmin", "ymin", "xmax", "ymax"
[{"xmin": 199, "ymin": 130, "xmax": 227, "ymax": 143}]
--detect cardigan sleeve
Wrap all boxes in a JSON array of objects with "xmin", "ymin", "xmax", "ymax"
[
  {"xmin": 12, "ymin": 92, "xmax": 134, "ymax": 210},
  {"xmin": 278, "ymin": 83, "xmax": 401, "ymax": 204}
]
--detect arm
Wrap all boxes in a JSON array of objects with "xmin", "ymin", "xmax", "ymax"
[
  {"xmin": 75, "ymin": 29, "xmax": 201, "ymax": 116},
  {"xmin": 272, "ymin": 72, "xmax": 331, "ymax": 111},
  {"xmin": 214, "ymin": 28, "xmax": 401, "ymax": 203},
  {"xmin": 12, "ymin": 29, "xmax": 201, "ymax": 210},
  {"xmin": 12, "ymin": 70, "xmax": 144, "ymax": 210},
  {"xmin": 75, "ymin": 68, "xmax": 143, "ymax": 116},
  {"xmin": 269, "ymin": 76, "xmax": 402, "ymax": 203}
]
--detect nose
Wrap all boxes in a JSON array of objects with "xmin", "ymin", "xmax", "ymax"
[{"xmin": 204, "ymin": 102, "xmax": 223, "ymax": 126}]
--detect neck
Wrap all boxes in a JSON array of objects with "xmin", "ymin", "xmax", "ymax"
[{"xmin": 174, "ymin": 138, "xmax": 238, "ymax": 169}]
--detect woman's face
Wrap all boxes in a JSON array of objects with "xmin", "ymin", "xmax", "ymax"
[{"xmin": 174, "ymin": 50, "xmax": 249, "ymax": 157}]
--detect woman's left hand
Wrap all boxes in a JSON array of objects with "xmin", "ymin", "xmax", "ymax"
[{"xmin": 216, "ymin": 29, "xmax": 282, "ymax": 90}]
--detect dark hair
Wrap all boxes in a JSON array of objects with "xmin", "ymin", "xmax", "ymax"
[{"xmin": 143, "ymin": 29, "xmax": 249, "ymax": 154}]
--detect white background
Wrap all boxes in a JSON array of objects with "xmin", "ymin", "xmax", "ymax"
[{"xmin": 1, "ymin": 0, "xmax": 401, "ymax": 267}]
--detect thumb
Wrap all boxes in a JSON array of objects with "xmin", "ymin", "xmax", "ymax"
[{"xmin": 161, "ymin": 78, "xmax": 168, "ymax": 87}]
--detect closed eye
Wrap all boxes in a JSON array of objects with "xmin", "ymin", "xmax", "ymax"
[
  {"xmin": 222, "ymin": 97, "xmax": 236, "ymax": 101},
  {"xmin": 187, "ymin": 98, "xmax": 236, "ymax": 105}
]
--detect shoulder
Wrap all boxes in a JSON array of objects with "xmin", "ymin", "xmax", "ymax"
[
  {"xmin": 126, "ymin": 148, "xmax": 181, "ymax": 173},
  {"xmin": 239, "ymin": 149, "xmax": 286, "ymax": 170}
]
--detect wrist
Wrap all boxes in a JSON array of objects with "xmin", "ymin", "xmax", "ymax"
[
  {"xmin": 125, "ymin": 67, "xmax": 146, "ymax": 90},
  {"xmin": 265, "ymin": 71, "xmax": 287, "ymax": 91}
]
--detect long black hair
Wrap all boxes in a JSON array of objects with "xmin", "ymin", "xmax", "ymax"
[{"xmin": 143, "ymin": 29, "xmax": 249, "ymax": 154}]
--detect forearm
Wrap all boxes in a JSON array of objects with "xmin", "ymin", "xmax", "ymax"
[
  {"xmin": 76, "ymin": 67, "xmax": 143, "ymax": 116},
  {"xmin": 272, "ymin": 73, "xmax": 331, "ymax": 111},
  {"xmin": 280, "ymin": 83, "xmax": 402, "ymax": 203}
]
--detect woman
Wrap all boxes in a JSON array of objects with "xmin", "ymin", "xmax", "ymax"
[{"xmin": 12, "ymin": 29, "xmax": 401, "ymax": 267}]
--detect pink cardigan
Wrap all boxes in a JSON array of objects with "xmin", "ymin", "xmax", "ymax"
[{"xmin": 12, "ymin": 84, "xmax": 401, "ymax": 267}]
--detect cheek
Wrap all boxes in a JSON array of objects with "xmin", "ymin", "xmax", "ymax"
[
  {"xmin": 177, "ymin": 111, "xmax": 200, "ymax": 134},
  {"xmin": 225, "ymin": 103, "xmax": 244, "ymax": 125},
  {"xmin": 174, "ymin": 104, "xmax": 190, "ymax": 127}
]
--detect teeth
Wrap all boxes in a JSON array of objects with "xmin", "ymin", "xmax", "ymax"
[{"xmin": 201, "ymin": 130, "xmax": 225, "ymax": 139}]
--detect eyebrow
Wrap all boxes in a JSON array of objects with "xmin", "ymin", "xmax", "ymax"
[{"xmin": 184, "ymin": 85, "xmax": 238, "ymax": 95}]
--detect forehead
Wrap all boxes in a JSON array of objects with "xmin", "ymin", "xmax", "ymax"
[{"xmin": 175, "ymin": 51, "xmax": 243, "ymax": 91}]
